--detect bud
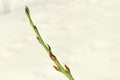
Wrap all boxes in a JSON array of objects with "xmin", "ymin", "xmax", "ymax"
[
  {"xmin": 47, "ymin": 44, "xmax": 51, "ymax": 51},
  {"xmin": 65, "ymin": 65, "xmax": 70, "ymax": 73},
  {"xmin": 49, "ymin": 53, "xmax": 57, "ymax": 61},
  {"xmin": 53, "ymin": 66, "xmax": 61, "ymax": 71},
  {"xmin": 36, "ymin": 36, "xmax": 39, "ymax": 40},
  {"xmin": 25, "ymin": 6, "xmax": 29, "ymax": 14},
  {"xmin": 34, "ymin": 25, "xmax": 38, "ymax": 32}
]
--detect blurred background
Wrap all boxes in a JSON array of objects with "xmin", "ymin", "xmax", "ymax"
[{"xmin": 0, "ymin": 0, "xmax": 120, "ymax": 80}]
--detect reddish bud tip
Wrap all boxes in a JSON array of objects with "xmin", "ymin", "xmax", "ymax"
[
  {"xmin": 34, "ymin": 25, "xmax": 38, "ymax": 32},
  {"xmin": 53, "ymin": 66, "xmax": 61, "ymax": 71},
  {"xmin": 47, "ymin": 44, "xmax": 51, "ymax": 51},
  {"xmin": 49, "ymin": 53, "xmax": 57, "ymax": 61},
  {"xmin": 25, "ymin": 6, "xmax": 29, "ymax": 14},
  {"xmin": 65, "ymin": 65, "xmax": 70, "ymax": 73},
  {"xmin": 36, "ymin": 36, "xmax": 39, "ymax": 41}
]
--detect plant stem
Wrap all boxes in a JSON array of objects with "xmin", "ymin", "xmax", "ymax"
[
  {"xmin": 25, "ymin": 6, "xmax": 75, "ymax": 80},
  {"xmin": 25, "ymin": 6, "xmax": 49, "ymax": 53}
]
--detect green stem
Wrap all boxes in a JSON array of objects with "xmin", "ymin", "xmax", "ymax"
[
  {"xmin": 25, "ymin": 6, "xmax": 74, "ymax": 80},
  {"xmin": 25, "ymin": 7, "xmax": 50, "ymax": 53}
]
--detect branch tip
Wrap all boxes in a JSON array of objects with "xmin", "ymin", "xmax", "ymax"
[
  {"xmin": 25, "ymin": 6, "xmax": 75, "ymax": 80},
  {"xmin": 25, "ymin": 6, "xmax": 29, "ymax": 14}
]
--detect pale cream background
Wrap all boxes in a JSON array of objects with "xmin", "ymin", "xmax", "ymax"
[{"xmin": 0, "ymin": 0, "xmax": 119, "ymax": 80}]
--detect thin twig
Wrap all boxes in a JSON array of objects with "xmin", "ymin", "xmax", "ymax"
[{"xmin": 25, "ymin": 6, "xmax": 75, "ymax": 80}]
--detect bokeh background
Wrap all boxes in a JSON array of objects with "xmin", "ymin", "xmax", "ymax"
[{"xmin": 0, "ymin": 0, "xmax": 120, "ymax": 80}]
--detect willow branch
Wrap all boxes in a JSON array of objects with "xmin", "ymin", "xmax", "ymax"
[{"xmin": 25, "ymin": 6, "xmax": 75, "ymax": 80}]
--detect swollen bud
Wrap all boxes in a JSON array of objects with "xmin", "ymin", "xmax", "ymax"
[
  {"xmin": 53, "ymin": 66, "xmax": 61, "ymax": 72},
  {"xmin": 34, "ymin": 25, "xmax": 38, "ymax": 32},
  {"xmin": 49, "ymin": 53, "xmax": 57, "ymax": 61},
  {"xmin": 65, "ymin": 65, "xmax": 70, "ymax": 73}
]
